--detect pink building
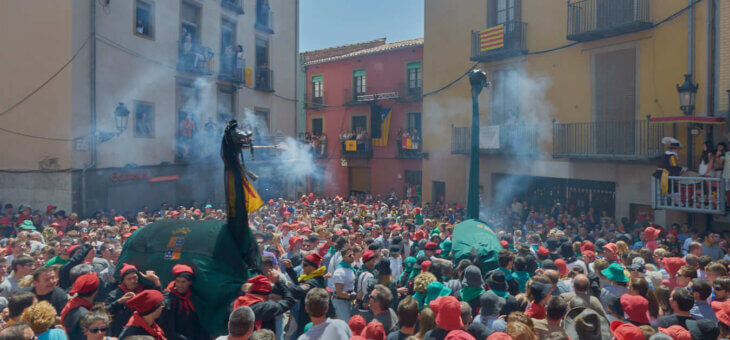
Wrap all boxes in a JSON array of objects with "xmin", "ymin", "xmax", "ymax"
[{"xmin": 302, "ymin": 38, "xmax": 423, "ymax": 200}]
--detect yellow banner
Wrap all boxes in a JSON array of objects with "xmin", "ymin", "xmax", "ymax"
[{"xmin": 345, "ymin": 140, "xmax": 357, "ymax": 151}]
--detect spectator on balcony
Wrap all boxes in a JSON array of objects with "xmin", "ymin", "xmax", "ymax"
[
  {"xmin": 136, "ymin": 20, "xmax": 145, "ymax": 35},
  {"xmin": 661, "ymin": 137, "xmax": 685, "ymax": 177},
  {"xmin": 223, "ymin": 45, "xmax": 236, "ymax": 75},
  {"xmin": 236, "ymin": 45, "xmax": 245, "ymax": 79},
  {"xmin": 181, "ymin": 33, "xmax": 204, "ymax": 71},
  {"xmin": 257, "ymin": 62, "xmax": 269, "ymax": 88},
  {"xmin": 179, "ymin": 113, "xmax": 196, "ymax": 159},
  {"xmin": 700, "ymin": 141, "xmax": 715, "ymax": 177},
  {"xmin": 714, "ymin": 142, "xmax": 727, "ymax": 178},
  {"xmin": 319, "ymin": 134, "xmax": 327, "ymax": 156}
]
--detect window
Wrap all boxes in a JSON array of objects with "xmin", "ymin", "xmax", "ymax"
[
  {"xmin": 254, "ymin": 109, "xmax": 270, "ymax": 135},
  {"xmin": 256, "ymin": 0, "xmax": 272, "ymax": 28},
  {"xmin": 311, "ymin": 75, "xmax": 323, "ymax": 103},
  {"xmin": 593, "ymin": 48, "xmax": 636, "ymax": 122},
  {"xmin": 256, "ymin": 38, "xmax": 271, "ymax": 90},
  {"xmin": 134, "ymin": 101, "xmax": 154, "ymax": 138},
  {"xmin": 489, "ymin": 68, "xmax": 521, "ymax": 125},
  {"xmin": 351, "ymin": 115, "xmax": 368, "ymax": 132},
  {"xmin": 353, "ymin": 69, "xmax": 367, "ymax": 96},
  {"xmin": 407, "ymin": 62, "xmax": 422, "ymax": 96},
  {"xmin": 489, "ymin": 0, "xmax": 520, "ymax": 26},
  {"xmin": 217, "ymin": 88, "xmax": 235, "ymax": 123},
  {"xmin": 176, "ymin": 82, "xmax": 198, "ymax": 160},
  {"xmin": 134, "ymin": 0, "xmax": 155, "ymax": 38},
  {"xmin": 407, "ymin": 112, "xmax": 422, "ymax": 135},
  {"xmin": 181, "ymin": 1, "xmax": 201, "ymax": 41},
  {"xmin": 311, "ymin": 117, "xmax": 323, "ymax": 136},
  {"xmin": 220, "ymin": 19, "xmax": 236, "ymax": 75}
]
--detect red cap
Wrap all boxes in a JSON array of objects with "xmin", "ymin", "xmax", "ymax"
[
  {"xmin": 119, "ymin": 263, "xmax": 138, "ymax": 279},
  {"xmin": 429, "ymin": 296, "xmax": 464, "ymax": 331},
  {"xmin": 582, "ymin": 250, "xmax": 596, "ymax": 260},
  {"xmin": 713, "ymin": 300, "xmax": 730, "ymax": 327},
  {"xmin": 412, "ymin": 229, "xmax": 427, "ymax": 242},
  {"xmin": 445, "ymin": 330, "xmax": 477, "ymax": 340},
  {"xmin": 70, "ymin": 273, "xmax": 99, "ymax": 295},
  {"xmin": 554, "ymin": 258, "xmax": 568, "ymax": 276},
  {"xmin": 67, "ymin": 244, "xmax": 82, "ymax": 256},
  {"xmin": 268, "ymin": 199, "xmax": 275, "ymax": 204},
  {"xmin": 122, "ymin": 232, "xmax": 133, "ymax": 239},
  {"xmin": 602, "ymin": 243, "xmax": 618, "ymax": 256},
  {"xmin": 304, "ymin": 253, "xmax": 323, "ymax": 267},
  {"xmin": 280, "ymin": 222, "xmax": 291, "ymax": 230},
  {"xmin": 363, "ymin": 321, "xmax": 385, "ymax": 340},
  {"xmin": 288, "ymin": 236, "xmax": 302, "ymax": 249},
  {"xmin": 362, "ymin": 250, "xmax": 376, "ymax": 263},
  {"xmin": 114, "ymin": 216, "xmax": 126, "ymax": 224},
  {"xmin": 130, "ymin": 226, "xmax": 139, "ymax": 232},
  {"xmin": 126, "ymin": 290, "xmax": 164, "ymax": 314},
  {"xmin": 658, "ymin": 325, "xmax": 692, "ymax": 340},
  {"xmin": 610, "ymin": 321, "xmax": 644, "ymax": 340},
  {"xmin": 580, "ymin": 241, "xmax": 594, "ymax": 253},
  {"xmin": 644, "ymin": 227, "xmax": 661, "ymax": 241},
  {"xmin": 247, "ymin": 275, "xmax": 272, "ymax": 294},
  {"xmin": 486, "ymin": 333, "xmax": 513, "ymax": 340},
  {"xmin": 170, "ymin": 211, "xmax": 180, "ymax": 217},
  {"xmin": 662, "ymin": 257, "xmax": 687, "ymax": 276},
  {"xmin": 421, "ymin": 260, "xmax": 432, "ymax": 273},
  {"xmin": 300, "ymin": 227, "xmax": 312, "ymax": 234},
  {"xmin": 425, "ymin": 242, "xmax": 438, "ymax": 251},
  {"xmin": 620, "ymin": 294, "xmax": 650, "ymax": 324},
  {"xmin": 193, "ymin": 209, "xmax": 201, "ymax": 215},
  {"xmin": 499, "ymin": 240, "xmax": 509, "ymax": 249},
  {"xmin": 172, "ymin": 264, "xmax": 194, "ymax": 278},
  {"xmin": 46, "ymin": 205, "xmax": 56, "ymax": 212},
  {"xmin": 537, "ymin": 246, "xmax": 550, "ymax": 257},
  {"xmin": 348, "ymin": 315, "xmax": 366, "ymax": 336}
]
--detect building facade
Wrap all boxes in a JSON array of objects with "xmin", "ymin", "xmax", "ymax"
[
  {"xmin": 301, "ymin": 39, "xmax": 424, "ymax": 200},
  {"xmin": 0, "ymin": 0, "xmax": 298, "ymax": 216},
  {"xmin": 423, "ymin": 0, "xmax": 729, "ymax": 226}
]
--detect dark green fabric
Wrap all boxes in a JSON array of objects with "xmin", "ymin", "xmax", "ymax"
[
  {"xmin": 117, "ymin": 219, "xmax": 256, "ymax": 336},
  {"xmin": 452, "ymin": 219, "xmax": 501, "ymax": 273}
]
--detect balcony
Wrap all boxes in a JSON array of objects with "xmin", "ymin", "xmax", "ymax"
[
  {"xmin": 177, "ymin": 41, "xmax": 214, "ymax": 75},
  {"xmin": 567, "ymin": 0, "xmax": 652, "ymax": 42},
  {"xmin": 219, "ymin": 54, "xmax": 244, "ymax": 84},
  {"xmin": 552, "ymin": 120, "xmax": 664, "ymax": 160},
  {"xmin": 451, "ymin": 125, "xmax": 541, "ymax": 155},
  {"xmin": 652, "ymin": 176, "xmax": 726, "ymax": 214},
  {"xmin": 221, "ymin": 0, "xmax": 244, "ymax": 14},
  {"xmin": 255, "ymin": 4, "xmax": 274, "ymax": 33},
  {"xmin": 342, "ymin": 88, "xmax": 369, "ymax": 106},
  {"xmin": 470, "ymin": 21, "xmax": 527, "ymax": 62},
  {"xmin": 305, "ymin": 94, "xmax": 326, "ymax": 109},
  {"xmin": 255, "ymin": 67, "xmax": 274, "ymax": 92},
  {"xmin": 397, "ymin": 141, "xmax": 423, "ymax": 159},
  {"xmin": 341, "ymin": 140, "xmax": 372, "ymax": 158}
]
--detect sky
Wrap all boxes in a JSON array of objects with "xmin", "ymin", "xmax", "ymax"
[{"xmin": 299, "ymin": 0, "xmax": 424, "ymax": 52}]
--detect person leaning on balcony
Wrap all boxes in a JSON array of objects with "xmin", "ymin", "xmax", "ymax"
[{"xmin": 656, "ymin": 137, "xmax": 686, "ymax": 197}]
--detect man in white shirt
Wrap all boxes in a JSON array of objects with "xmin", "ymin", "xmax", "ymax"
[
  {"xmin": 332, "ymin": 246, "xmax": 356, "ymax": 321},
  {"xmin": 298, "ymin": 288, "xmax": 352, "ymax": 340},
  {"xmin": 389, "ymin": 244, "xmax": 403, "ymax": 280}
]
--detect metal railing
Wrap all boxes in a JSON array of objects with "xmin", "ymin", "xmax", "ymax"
[
  {"xmin": 341, "ymin": 141, "xmax": 372, "ymax": 158},
  {"xmin": 221, "ymin": 0, "xmax": 244, "ymax": 14},
  {"xmin": 552, "ymin": 120, "xmax": 664, "ymax": 159},
  {"xmin": 342, "ymin": 88, "xmax": 368, "ymax": 105},
  {"xmin": 451, "ymin": 125, "xmax": 541, "ymax": 155},
  {"xmin": 470, "ymin": 21, "xmax": 527, "ymax": 62},
  {"xmin": 567, "ymin": 0, "xmax": 651, "ymax": 41},
  {"xmin": 397, "ymin": 139, "xmax": 423, "ymax": 158},
  {"xmin": 177, "ymin": 41, "xmax": 214, "ymax": 75},
  {"xmin": 652, "ymin": 176, "xmax": 726, "ymax": 214},
  {"xmin": 255, "ymin": 67, "xmax": 274, "ymax": 91},
  {"xmin": 305, "ymin": 92, "xmax": 325, "ymax": 109},
  {"xmin": 219, "ymin": 54, "xmax": 244, "ymax": 83}
]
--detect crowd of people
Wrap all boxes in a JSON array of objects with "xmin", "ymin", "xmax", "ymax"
[{"xmin": 0, "ymin": 193, "xmax": 729, "ymax": 340}]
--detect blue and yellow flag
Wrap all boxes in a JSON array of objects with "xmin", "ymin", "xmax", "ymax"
[{"xmin": 372, "ymin": 107, "xmax": 392, "ymax": 147}]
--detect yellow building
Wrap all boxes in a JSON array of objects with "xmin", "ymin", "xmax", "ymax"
[{"xmin": 423, "ymin": 0, "xmax": 730, "ymax": 226}]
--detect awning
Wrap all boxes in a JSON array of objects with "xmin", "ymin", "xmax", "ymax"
[{"xmin": 649, "ymin": 116, "xmax": 725, "ymax": 124}]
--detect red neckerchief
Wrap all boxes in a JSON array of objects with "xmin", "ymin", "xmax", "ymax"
[
  {"xmin": 118, "ymin": 283, "xmax": 144, "ymax": 294},
  {"xmin": 125, "ymin": 311, "xmax": 167, "ymax": 340},
  {"xmin": 165, "ymin": 281, "xmax": 195, "ymax": 316},
  {"xmin": 60, "ymin": 296, "xmax": 92, "ymax": 326},
  {"xmin": 234, "ymin": 295, "xmax": 264, "ymax": 329}
]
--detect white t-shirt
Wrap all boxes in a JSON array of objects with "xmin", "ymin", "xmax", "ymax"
[
  {"xmin": 297, "ymin": 318, "xmax": 352, "ymax": 340},
  {"xmin": 333, "ymin": 266, "xmax": 356, "ymax": 292}
]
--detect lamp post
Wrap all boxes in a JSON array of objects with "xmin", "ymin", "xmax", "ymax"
[
  {"xmin": 467, "ymin": 70, "xmax": 489, "ymax": 220},
  {"xmin": 676, "ymin": 74, "xmax": 699, "ymax": 116}
]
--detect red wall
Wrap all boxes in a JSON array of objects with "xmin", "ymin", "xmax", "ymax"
[{"xmin": 305, "ymin": 44, "xmax": 423, "ymax": 198}]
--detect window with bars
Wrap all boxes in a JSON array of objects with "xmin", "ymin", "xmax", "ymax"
[
  {"xmin": 407, "ymin": 62, "xmax": 422, "ymax": 96},
  {"xmin": 353, "ymin": 69, "xmax": 367, "ymax": 96},
  {"xmin": 488, "ymin": 0, "xmax": 520, "ymax": 26}
]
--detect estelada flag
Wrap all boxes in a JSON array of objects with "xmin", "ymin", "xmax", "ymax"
[{"xmin": 480, "ymin": 24, "xmax": 504, "ymax": 52}]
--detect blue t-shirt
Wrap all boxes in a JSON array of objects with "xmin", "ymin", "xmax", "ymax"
[{"xmin": 38, "ymin": 328, "xmax": 67, "ymax": 340}]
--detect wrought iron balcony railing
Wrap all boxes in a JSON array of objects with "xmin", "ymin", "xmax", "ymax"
[
  {"xmin": 255, "ymin": 67, "xmax": 274, "ymax": 91},
  {"xmin": 552, "ymin": 120, "xmax": 664, "ymax": 160},
  {"xmin": 177, "ymin": 41, "xmax": 214, "ymax": 75},
  {"xmin": 221, "ymin": 0, "xmax": 244, "ymax": 14},
  {"xmin": 451, "ymin": 124, "xmax": 541, "ymax": 155},
  {"xmin": 470, "ymin": 21, "xmax": 527, "ymax": 62},
  {"xmin": 567, "ymin": 0, "xmax": 652, "ymax": 42}
]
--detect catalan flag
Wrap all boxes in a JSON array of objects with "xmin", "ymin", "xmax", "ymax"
[
  {"xmin": 480, "ymin": 24, "xmax": 504, "ymax": 52},
  {"xmin": 372, "ymin": 107, "xmax": 392, "ymax": 147}
]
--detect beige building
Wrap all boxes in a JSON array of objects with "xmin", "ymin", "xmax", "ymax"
[
  {"xmin": 0, "ymin": 0, "xmax": 298, "ymax": 215},
  {"xmin": 423, "ymin": 0, "xmax": 730, "ymax": 226}
]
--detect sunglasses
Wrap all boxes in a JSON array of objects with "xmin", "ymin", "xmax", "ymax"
[
  {"xmin": 715, "ymin": 286, "xmax": 726, "ymax": 291},
  {"xmin": 87, "ymin": 326, "xmax": 107, "ymax": 333}
]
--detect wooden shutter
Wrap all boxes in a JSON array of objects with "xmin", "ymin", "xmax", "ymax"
[{"xmin": 594, "ymin": 48, "xmax": 636, "ymax": 122}]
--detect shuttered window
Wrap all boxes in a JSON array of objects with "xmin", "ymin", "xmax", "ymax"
[
  {"xmin": 353, "ymin": 70, "xmax": 367, "ymax": 95},
  {"xmin": 593, "ymin": 48, "xmax": 636, "ymax": 122}
]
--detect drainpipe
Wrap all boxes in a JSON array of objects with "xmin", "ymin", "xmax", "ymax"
[
  {"xmin": 686, "ymin": 0, "xmax": 695, "ymax": 170},
  {"xmin": 81, "ymin": 0, "xmax": 97, "ymax": 218},
  {"xmin": 707, "ymin": 0, "xmax": 716, "ymax": 119}
]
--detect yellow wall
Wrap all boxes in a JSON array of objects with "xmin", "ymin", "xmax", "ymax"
[
  {"xmin": 0, "ymin": 1, "xmax": 75, "ymax": 169},
  {"xmin": 423, "ymin": 0, "xmax": 711, "ymax": 205}
]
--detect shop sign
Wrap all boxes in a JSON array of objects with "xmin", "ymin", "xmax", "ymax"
[{"xmin": 109, "ymin": 171, "xmax": 148, "ymax": 182}]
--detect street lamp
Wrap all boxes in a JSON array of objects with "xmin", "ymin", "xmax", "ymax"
[
  {"xmin": 99, "ymin": 103, "xmax": 130, "ymax": 143},
  {"xmin": 676, "ymin": 74, "xmax": 698, "ymax": 115},
  {"xmin": 466, "ymin": 69, "xmax": 490, "ymax": 220}
]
